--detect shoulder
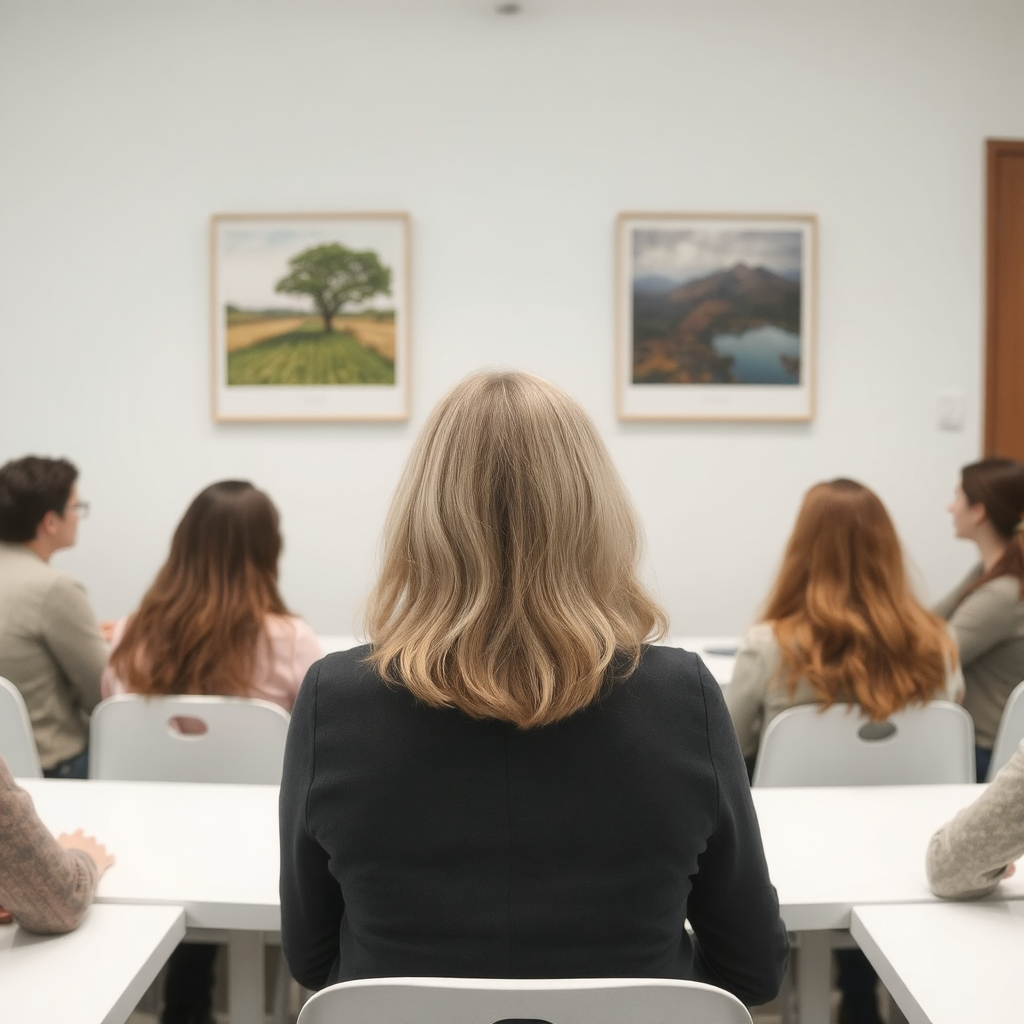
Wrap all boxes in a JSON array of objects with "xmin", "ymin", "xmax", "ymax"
[
  {"xmin": 740, "ymin": 621, "xmax": 779, "ymax": 654},
  {"xmin": 953, "ymin": 573, "xmax": 1024, "ymax": 620},
  {"xmin": 264, "ymin": 614, "xmax": 320, "ymax": 645},
  {"xmin": 293, "ymin": 645, "xmax": 388, "ymax": 710},
  {"xmin": 616, "ymin": 643, "xmax": 727, "ymax": 725},
  {"xmin": 975, "ymin": 574, "xmax": 1024, "ymax": 601}
]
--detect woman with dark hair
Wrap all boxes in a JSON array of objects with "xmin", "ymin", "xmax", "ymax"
[
  {"xmin": 725, "ymin": 478, "xmax": 962, "ymax": 1024},
  {"xmin": 280, "ymin": 371, "xmax": 788, "ymax": 1007},
  {"xmin": 936, "ymin": 457, "xmax": 1024, "ymax": 781},
  {"xmin": 104, "ymin": 480, "xmax": 321, "ymax": 709},
  {"xmin": 104, "ymin": 480, "xmax": 322, "ymax": 1024}
]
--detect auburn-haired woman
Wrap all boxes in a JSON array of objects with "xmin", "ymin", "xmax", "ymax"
[
  {"xmin": 725, "ymin": 477, "xmax": 961, "ymax": 1024},
  {"xmin": 104, "ymin": 479, "xmax": 322, "ymax": 1024},
  {"xmin": 935, "ymin": 458, "xmax": 1024, "ymax": 782},
  {"xmin": 280, "ymin": 370, "xmax": 788, "ymax": 1005},
  {"xmin": 726, "ymin": 478, "xmax": 962, "ymax": 764}
]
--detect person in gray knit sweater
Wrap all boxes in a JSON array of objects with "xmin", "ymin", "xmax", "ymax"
[
  {"xmin": 936, "ymin": 458, "xmax": 1024, "ymax": 782},
  {"xmin": 927, "ymin": 739, "xmax": 1024, "ymax": 898},
  {"xmin": 0, "ymin": 756, "xmax": 114, "ymax": 932}
]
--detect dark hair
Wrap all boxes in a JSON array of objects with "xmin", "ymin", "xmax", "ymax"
[
  {"xmin": 958, "ymin": 457, "xmax": 1024, "ymax": 601},
  {"xmin": 108, "ymin": 480, "xmax": 289, "ymax": 697},
  {"xmin": 0, "ymin": 456, "xmax": 78, "ymax": 542}
]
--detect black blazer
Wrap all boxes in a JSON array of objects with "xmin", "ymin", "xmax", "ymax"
[{"xmin": 279, "ymin": 645, "xmax": 788, "ymax": 1005}]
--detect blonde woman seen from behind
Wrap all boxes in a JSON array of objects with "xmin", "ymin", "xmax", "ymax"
[{"xmin": 279, "ymin": 370, "xmax": 789, "ymax": 1004}]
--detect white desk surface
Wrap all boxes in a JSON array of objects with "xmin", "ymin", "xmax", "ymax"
[
  {"xmin": 851, "ymin": 901, "xmax": 1024, "ymax": 1024},
  {"xmin": 0, "ymin": 903, "xmax": 184, "ymax": 1024},
  {"xmin": 18, "ymin": 778, "xmax": 280, "ymax": 931},
  {"xmin": 316, "ymin": 635, "xmax": 738, "ymax": 685},
  {"xmin": 753, "ymin": 785, "xmax": 1024, "ymax": 931}
]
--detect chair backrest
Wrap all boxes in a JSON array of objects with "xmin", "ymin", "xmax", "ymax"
[
  {"xmin": 987, "ymin": 679, "xmax": 1024, "ymax": 781},
  {"xmin": 295, "ymin": 977, "xmax": 752, "ymax": 1024},
  {"xmin": 752, "ymin": 701, "xmax": 975, "ymax": 787},
  {"xmin": 88, "ymin": 694, "xmax": 290, "ymax": 784},
  {"xmin": 0, "ymin": 676, "xmax": 43, "ymax": 777}
]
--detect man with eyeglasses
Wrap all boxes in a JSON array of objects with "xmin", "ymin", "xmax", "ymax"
[{"xmin": 0, "ymin": 456, "xmax": 107, "ymax": 779}]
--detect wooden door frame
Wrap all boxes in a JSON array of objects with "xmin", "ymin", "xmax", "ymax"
[{"xmin": 984, "ymin": 138, "xmax": 1024, "ymax": 455}]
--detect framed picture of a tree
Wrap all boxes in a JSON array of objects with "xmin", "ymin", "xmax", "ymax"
[
  {"xmin": 211, "ymin": 212, "xmax": 410, "ymax": 421},
  {"xmin": 616, "ymin": 212, "xmax": 817, "ymax": 421}
]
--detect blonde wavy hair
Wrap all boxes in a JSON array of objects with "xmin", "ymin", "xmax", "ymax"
[
  {"xmin": 763, "ymin": 478, "xmax": 957, "ymax": 720},
  {"xmin": 364, "ymin": 370, "xmax": 667, "ymax": 728}
]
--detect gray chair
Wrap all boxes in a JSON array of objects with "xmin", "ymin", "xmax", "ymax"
[
  {"xmin": 986, "ymin": 679, "xmax": 1024, "ymax": 781},
  {"xmin": 0, "ymin": 676, "xmax": 42, "ymax": 777},
  {"xmin": 752, "ymin": 701, "xmax": 976, "ymax": 787},
  {"xmin": 296, "ymin": 976, "xmax": 752, "ymax": 1024}
]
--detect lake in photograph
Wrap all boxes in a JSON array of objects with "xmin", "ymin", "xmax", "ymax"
[{"xmin": 711, "ymin": 325, "xmax": 801, "ymax": 384}]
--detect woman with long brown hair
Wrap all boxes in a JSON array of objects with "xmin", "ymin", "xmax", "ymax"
[
  {"xmin": 104, "ymin": 479, "xmax": 322, "ymax": 1024},
  {"xmin": 935, "ymin": 457, "xmax": 1024, "ymax": 781},
  {"xmin": 279, "ymin": 370, "xmax": 788, "ymax": 1004},
  {"xmin": 725, "ymin": 477, "xmax": 961, "ymax": 1024},
  {"xmin": 104, "ymin": 479, "xmax": 321, "ymax": 708}
]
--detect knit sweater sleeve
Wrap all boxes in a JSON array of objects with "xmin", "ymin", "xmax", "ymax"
[
  {"xmin": 926, "ymin": 740, "xmax": 1024, "ymax": 899},
  {"xmin": 0, "ymin": 758, "xmax": 98, "ymax": 933}
]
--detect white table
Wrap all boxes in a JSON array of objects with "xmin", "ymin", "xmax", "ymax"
[
  {"xmin": 0, "ymin": 903, "xmax": 185, "ymax": 1024},
  {"xmin": 851, "ymin": 901, "xmax": 1024, "ymax": 1024},
  {"xmin": 753, "ymin": 785, "xmax": 1024, "ymax": 1024},
  {"xmin": 19, "ymin": 778, "xmax": 279, "ymax": 1024},
  {"xmin": 316, "ymin": 635, "xmax": 739, "ymax": 686}
]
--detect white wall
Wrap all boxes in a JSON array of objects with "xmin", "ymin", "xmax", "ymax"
[{"xmin": 2, "ymin": 0, "xmax": 1022, "ymax": 635}]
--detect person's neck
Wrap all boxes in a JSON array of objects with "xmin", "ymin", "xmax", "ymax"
[
  {"xmin": 976, "ymin": 532, "xmax": 1009, "ymax": 574},
  {"xmin": 22, "ymin": 538, "xmax": 55, "ymax": 563}
]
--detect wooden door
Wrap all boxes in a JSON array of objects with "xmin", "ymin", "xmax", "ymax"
[{"xmin": 985, "ymin": 139, "xmax": 1024, "ymax": 459}]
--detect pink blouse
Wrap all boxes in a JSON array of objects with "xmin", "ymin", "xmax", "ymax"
[{"xmin": 101, "ymin": 614, "xmax": 324, "ymax": 712}]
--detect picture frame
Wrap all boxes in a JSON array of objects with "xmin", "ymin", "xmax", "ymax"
[
  {"xmin": 616, "ymin": 212, "xmax": 817, "ymax": 421},
  {"xmin": 210, "ymin": 212, "xmax": 411, "ymax": 422}
]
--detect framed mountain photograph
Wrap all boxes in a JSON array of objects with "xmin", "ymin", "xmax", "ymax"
[
  {"xmin": 211, "ymin": 212, "xmax": 410, "ymax": 421},
  {"xmin": 616, "ymin": 213, "xmax": 817, "ymax": 421}
]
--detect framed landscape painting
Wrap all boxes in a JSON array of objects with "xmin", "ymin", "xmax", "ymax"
[
  {"xmin": 616, "ymin": 213, "xmax": 817, "ymax": 421},
  {"xmin": 211, "ymin": 212, "xmax": 410, "ymax": 421}
]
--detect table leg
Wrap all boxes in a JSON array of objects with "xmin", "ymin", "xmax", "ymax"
[
  {"xmin": 228, "ymin": 930, "xmax": 264, "ymax": 1024},
  {"xmin": 797, "ymin": 930, "xmax": 831, "ymax": 1024}
]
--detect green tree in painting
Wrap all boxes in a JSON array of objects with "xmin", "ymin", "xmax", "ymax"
[{"xmin": 275, "ymin": 244, "xmax": 391, "ymax": 333}]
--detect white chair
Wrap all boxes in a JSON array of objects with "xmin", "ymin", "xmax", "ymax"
[
  {"xmin": 296, "ymin": 976, "xmax": 752, "ymax": 1024},
  {"xmin": 88, "ymin": 693, "xmax": 290, "ymax": 784},
  {"xmin": 89, "ymin": 692, "xmax": 293, "ymax": 1022},
  {"xmin": 0, "ymin": 676, "xmax": 42, "ymax": 777},
  {"xmin": 751, "ymin": 701, "xmax": 975, "ymax": 787},
  {"xmin": 987, "ymin": 679, "xmax": 1024, "ymax": 780}
]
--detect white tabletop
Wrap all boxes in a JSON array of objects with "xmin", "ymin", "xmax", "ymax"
[
  {"xmin": 18, "ymin": 778, "xmax": 280, "ymax": 931},
  {"xmin": 851, "ymin": 901, "xmax": 1024, "ymax": 1024},
  {"xmin": 752, "ymin": 785, "xmax": 1024, "ymax": 931},
  {"xmin": 316, "ymin": 635, "xmax": 739, "ymax": 685},
  {"xmin": 0, "ymin": 903, "xmax": 184, "ymax": 1024}
]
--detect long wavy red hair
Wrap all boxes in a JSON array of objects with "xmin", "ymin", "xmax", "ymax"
[
  {"xmin": 762, "ymin": 478, "xmax": 957, "ymax": 720},
  {"xmin": 108, "ymin": 481, "xmax": 289, "ymax": 696}
]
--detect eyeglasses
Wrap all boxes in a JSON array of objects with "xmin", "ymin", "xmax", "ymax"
[{"xmin": 64, "ymin": 500, "xmax": 90, "ymax": 519}]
